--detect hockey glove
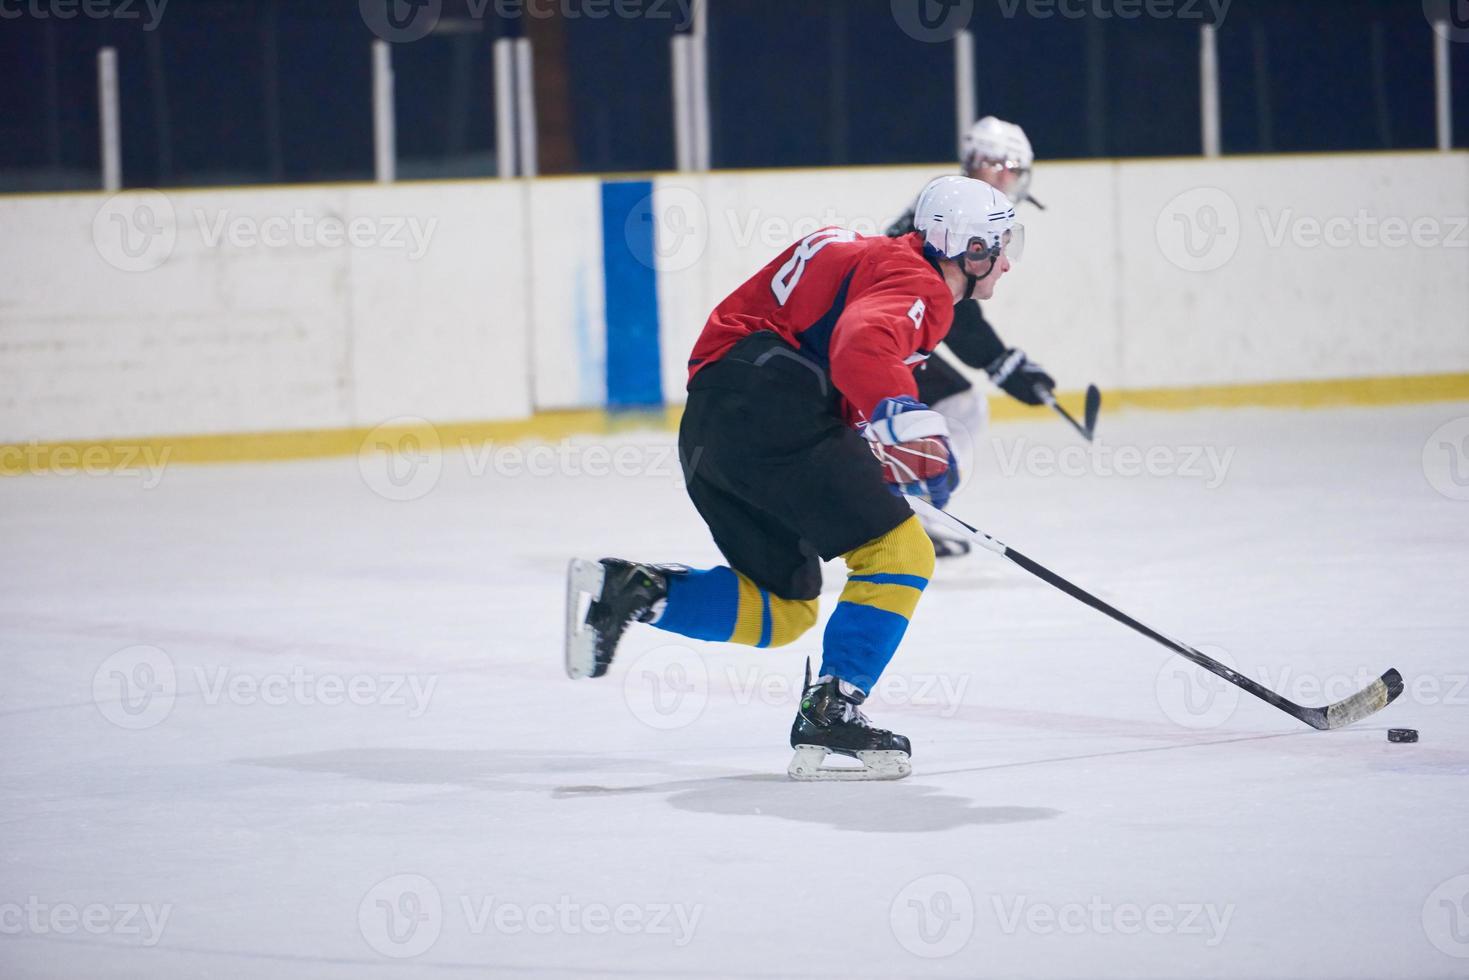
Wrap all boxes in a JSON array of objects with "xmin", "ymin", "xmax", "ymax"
[
  {"xmin": 863, "ymin": 396, "xmax": 958, "ymax": 510},
  {"xmin": 987, "ymin": 348, "xmax": 1055, "ymax": 406}
]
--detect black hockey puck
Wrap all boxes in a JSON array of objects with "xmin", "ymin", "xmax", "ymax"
[{"xmin": 1387, "ymin": 728, "xmax": 1418, "ymax": 743}]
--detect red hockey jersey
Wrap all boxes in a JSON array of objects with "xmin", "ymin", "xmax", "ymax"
[{"xmin": 686, "ymin": 229, "xmax": 956, "ymax": 424}]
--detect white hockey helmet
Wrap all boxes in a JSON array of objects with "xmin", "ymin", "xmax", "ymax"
[
  {"xmin": 913, "ymin": 175, "xmax": 1024, "ymax": 269},
  {"xmin": 960, "ymin": 116, "xmax": 1034, "ymax": 203}
]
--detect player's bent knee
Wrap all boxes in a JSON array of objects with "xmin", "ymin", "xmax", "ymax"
[
  {"xmin": 729, "ymin": 571, "xmax": 819, "ymax": 649},
  {"xmin": 848, "ymin": 515, "xmax": 935, "ymax": 581},
  {"xmin": 839, "ymin": 516, "xmax": 934, "ymax": 621},
  {"xmin": 765, "ymin": 597, "xmax": 819, "ymax": 647}
]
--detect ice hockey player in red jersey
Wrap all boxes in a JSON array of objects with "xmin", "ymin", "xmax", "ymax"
[{"xmin": 565, "ymin": 175, "xmax": 1023, "ymax": 780}]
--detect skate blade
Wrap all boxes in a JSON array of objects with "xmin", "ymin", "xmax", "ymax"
[
  {"xmin": 564, "ymin": 558, "xmax": 606, "ymax": 680},
  {"xmin": 787, "ymin": 745, "xmax": 911, "ymax": 782}
]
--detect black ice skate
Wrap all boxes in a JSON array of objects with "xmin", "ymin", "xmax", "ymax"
[
  {"xmin": 788, "ymin": 661, "xmax": 912, "ymax": 781},
  {"xmin": 564, "ymin": 558, "xmax": 671, "ymax": 679}
]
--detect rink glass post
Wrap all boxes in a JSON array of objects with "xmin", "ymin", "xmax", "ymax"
[
  {"xmin": 954, "ymin": 30, "xmax": 976, "ymax": 145},
  {"xmin": 493, "ymin": 33, "xmax": 517, "ymax": 178},
  {"xmin": 672, "ymin": 2, "xmax": 710, "ymax": 172},
  {"xmin": 515, "ymin": 36, "xmax": 538, "ymax": 178},
  {"xmin": 97, "ymin": 47, "xmax": 121, "ymax": 192},
  {"xmin": 690, "ymin": 0, "xmax": 711, "ymax": 171},
  {"xmin": 1434, "ymin": 21, "xmax": 1452, "ymax": 152},
  {"xmin": 671, "ymin": 22, "xmax": 695, "ymax": 171},
  {"xmin": 1199, "ymin": 24, "xmax": 1221, "ymax": 158},
  {"xmin": 372, "ymin": 40, "xmax": 396, "ymax": 184}
]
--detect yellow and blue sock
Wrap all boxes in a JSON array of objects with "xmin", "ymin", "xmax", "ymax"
[
  {"xmin": 820, "ymin": 515, "xmax": 935, "ymax": 692},
  {"xmin": 653, "ymin": 566, "xmax": 817, "ymax": 648}
]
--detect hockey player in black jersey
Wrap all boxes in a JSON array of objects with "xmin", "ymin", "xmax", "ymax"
[{"xmin": 888, "ymin": 116, "xmax": 1058, "ymax": 556}]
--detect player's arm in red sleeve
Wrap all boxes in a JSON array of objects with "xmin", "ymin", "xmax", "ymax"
[{"xmin": 826, "ymin": 270, "xmax": 954, "ymax": 420}]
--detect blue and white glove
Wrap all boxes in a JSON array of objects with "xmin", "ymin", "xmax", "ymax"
[{"xmin": 863, "ymin": 396, "xmax": 959, "ymax": 510}]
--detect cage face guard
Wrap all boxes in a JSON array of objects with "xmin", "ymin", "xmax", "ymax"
[
  {"xmin": 958, "ymin": 224, "xmax": 1023, "ymax": 288},
  {"xmin": 963, "ymin": 223, "xmax": 1025, "ymax": 266},
  {"xmin": 967, "ymin": 156, "xmax": 1033, "ymax": 204}
]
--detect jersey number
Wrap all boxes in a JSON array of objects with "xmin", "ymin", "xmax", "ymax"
[
  {"xmin": 907, "ymin": 299, "xmax": 926, "ymax": 330},
  {"xmin": 770, "ymin": 228, "xmax": 858, "ymax": 306}
]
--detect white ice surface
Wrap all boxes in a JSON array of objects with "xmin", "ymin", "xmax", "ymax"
[{"xmin": 3, "ymin": 403, "xmax": 1468, "ymax": 979}]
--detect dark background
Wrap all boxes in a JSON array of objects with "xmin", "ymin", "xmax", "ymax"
[{"xmin": 1, "ymin": 0, "xmax": 1464, "ymax": 191}]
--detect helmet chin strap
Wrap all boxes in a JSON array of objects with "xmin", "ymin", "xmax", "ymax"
[{"xmin": 963, "ymin": 256, "xmax": 998, "ymax": 298}]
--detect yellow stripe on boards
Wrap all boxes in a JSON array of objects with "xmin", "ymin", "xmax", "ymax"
[
  {"xmin": 0, "ymin": 408, "xmax": 676, "ymax": 476},
  {"xmin": 1111, "ymin": 373, "xmax": 1469, "ymax": 411},
  {"xmin": 985, "ymin": 372, "xmax": 1469, "ymax": 423},
  {"xmin": 4, "ymin": 373, "xmax": 1468, "ymax": 476}
]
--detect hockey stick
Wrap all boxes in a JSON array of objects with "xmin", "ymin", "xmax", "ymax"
[
  {"xmin": 1037, "ymin": 384, "xmax": 1101, "ymax": 442},
  {"xmin": 910, "ymin": 498, "xmax": 1403, "ymax": 731}
]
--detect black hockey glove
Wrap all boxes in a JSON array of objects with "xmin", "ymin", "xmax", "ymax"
[{"xmin": 987, "ymin": 348, "xmax": 1055, "ymax": 406}]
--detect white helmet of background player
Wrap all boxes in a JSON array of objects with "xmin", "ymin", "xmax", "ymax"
[
  {"xmin": 913, "ymin": 175, "xmax": 1024, "ymax": 281},
  {"xmin": 960, "ymin": 116, "xmax": 1034, "ymax": 205}
]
